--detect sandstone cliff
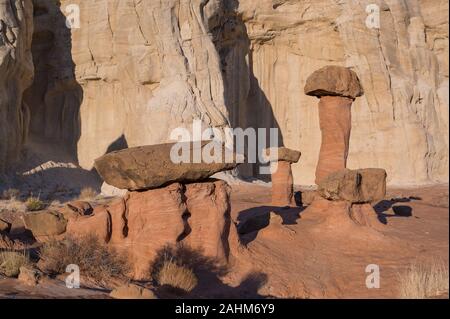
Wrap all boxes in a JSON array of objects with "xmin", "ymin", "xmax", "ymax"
[
  {"xmin": 231, "ymin": 0, "xmax": 449, "ymax": 185},
  {"xmin": 0, "ymin": 0, "xmax": 33, "ymax": 172},
  {"xmin": 1, "ymin": 0, "xmax": 449, "ymax": 186}
]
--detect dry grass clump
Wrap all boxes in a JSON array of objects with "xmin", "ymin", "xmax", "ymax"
[
  {"xmin": 0, "ymin": 250, "xmax": 30, "ymax": 278},
  {"xmin": 38, "ymin": 235, "xmax": 129, "ymax": 286},
  {"xmin": 1, "ymin": 189, "xmax": 20, "ymax": 200},
  {"xmin": 398, "ymin": 259, "xmax": 449, "ymax": 299},
  {"xmin": 154, "ymin": 254, "xmax": 198, "ymax": 293},
  {"xmin": 25, "ymin": 196, "xmax": 45, "ymax": 211},
  {"xmin": 78, "ymin": 187, "xmax": 98, "ymax": 201}
]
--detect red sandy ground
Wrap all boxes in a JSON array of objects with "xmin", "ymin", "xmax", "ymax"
[{"xmin": 0, "ymin": 184, "xmax": 448, "ymax": 299}]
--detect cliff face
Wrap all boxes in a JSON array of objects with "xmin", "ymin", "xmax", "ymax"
[
  {"xmin": 1, "ymin": 0, "xmax": 449, "ymax": 186},
  {"xmin": 24, "ymin": 0, "xmax": 230, "ymax": 169},
  {"xmin": 231, "ymin": 0, "xmax": 449, "ymax": 185},
  {"xmin": 0, "ymin": 0, "xmax": 33, "ymax": 172}
]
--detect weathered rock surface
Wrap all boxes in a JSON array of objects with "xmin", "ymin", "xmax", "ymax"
[
  {"xmin": 0, "ymin": 0, "xmax": 34, "ymax": 172},
  {"xmin": 65, "ymin": 206, "xmax": 111, "ymax": 243},
  {"xmin": 94, "ymin": 142, "xmax": 239, "ymax": 191},
  {"xmin": 1, "ymin": 0, "xmax": 448, "ymax": 187},
  {"xmin": 110, "ymin": 284, "xmax": 157, "ymax": 299},
  {"xmin": 65, "ymin": 201, "xmax": 93, "ymax": 217},
  {"xmin": 18, "ymin": 266, "xmax": 42, "ymax": 286},
  {"xmin": 305, "ymin": 65, "xmax": 364, "ymax": 99},
  {"xmin": 101, "ymin": 182, "xmax": 127, "ymax": 198},
  {"xmin": 64, "ymin": 180, "xmax": 232, "ymax": 280},
  {"xmin": 184, "ymin": 180, "xmax": 231, "ymax": 262},
  {"xmin": 23, "ymin": 211, "xmax": 67, "ymax": 237},
  {"xmin": 315, "ymin": 96, "xmax": 353, "ymax": 184},
  {"xmin": 22, "ymin": 0, "xmax": 231, "ymax": 171},
  {"xmin": 271, "ymin": 161, "xmax": 295, "ymax": 207},
  {"xmin": 263, "ymin": 147, "xmax": 301, "ymax": 163},
  {"xmin": 317, "ymin": 168, "xmax": 387, "ymax": 203}
]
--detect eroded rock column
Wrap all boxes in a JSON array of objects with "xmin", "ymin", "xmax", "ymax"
[
  {"xmin": 304, "ymin": 66, "xmax": 364, "ymax": 184},
  {"xmin": 264, "ymin": 147, "xmax": 301, "ymax": 207}
]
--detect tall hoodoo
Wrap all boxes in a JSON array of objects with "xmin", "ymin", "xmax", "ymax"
[{"xmin": 304, "ymin": 65, "xmax": 364, "ymax": 184}]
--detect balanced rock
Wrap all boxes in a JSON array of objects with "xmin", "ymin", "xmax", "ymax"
[
  {"xmin": 94, "ymin": 141, "xmax": 239, "ymax": 191},
  {"xmin": 23, "ymin": 211, "xmax": 67, "ymax": 237},
  {"xmin": 317, "ymin": 168, "xmax": 387, "ymax": 203},
  {"xmin": 304, "ymin": 65, "xmax": 364, "ymax": 99},
  {"xmin": 264, "ymin": 147, "xmax": 301, "ymax": 207},
  {"xmin": 305, "ymin": 66, "xmax": 364, "ymax": 184}
]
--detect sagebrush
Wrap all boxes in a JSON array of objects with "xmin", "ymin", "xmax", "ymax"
[
  {"xmin": 38, "ymin": 235, "xmax": 129, "ymax": 286},
  {"xmin": 154, "ymin": 255, "xmax": 198, "ymax": 293},
  {"xmin": 398, "ymin": 259, "xmax": 449, "ymax": 298},
  {"xmin": 0, "ymin": 250, "xmax": 30, "ymax": 278}
]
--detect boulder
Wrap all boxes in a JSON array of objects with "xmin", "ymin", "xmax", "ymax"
[
  {"xmin": 60, "ymin": 201, "xmax": 93, "ymax": 220},
  {"xmin": 66, "ymin": 201, "xmax": 93, "ymax": 216},
  {"xmin": 110, "ymin": 283, "xmax": 157, "ymax": 299},
  {"xmin": 263, "ymin": 147, "xmax": 301, "ymax": 163},
  {"xmin": 65, "ymin": 206, "xmax": 112, "ymax": 244},
  {"xmin": 317, "ymin": 168, "xmax": 387, "ymax": 203},
  {"xmin": 0, "ymin": 219, "xmax": 11, "ymax": 233},
  {"xmin": 304, "ymin": 65, "xmax": 364, "ymax": 99},
  {"xmin": 18, "ymin": 266, "xmax": 42, "ymax": 286},
  {"xmin": 23, "ymin": 211, "xmax": 67, "ymax": 237},
  {"xmin": 94, "ymin": 141, "xmax": 239, "ymax": 191}
]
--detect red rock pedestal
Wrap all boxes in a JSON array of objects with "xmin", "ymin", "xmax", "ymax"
[
  {"xmin": 63, "ymin": 181, "xmax": 232, "ymax": 280},
  {"xmin": 263, "ymin": 147, "xmax": 301, "ymax": 207},
  {"xmin": 315, "ymin": 96, "xmax": 353, "ymax": 184},
  {"xmin": 271, "ymin": 161, "xmax": 295, "ymax": 207}
]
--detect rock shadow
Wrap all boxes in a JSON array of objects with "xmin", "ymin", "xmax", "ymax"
[
  {"xmin": 3, "ymin": 1, "xmax": 102, "ymax": 201},
  {"xmin": 150, "ymin": 245, "xmax": 268, "ymax": 299},
  {"xmin": 24, "ymin": 0, "xmax": 83, "ymax": 159},
  {"xmin": 236, "ymin": 205, "xmax": 304, "ymax": 245},
  {"xmin": 210, "ymin": 0, "xmax": 284, "ymax": 181},
  {"xmin": 374, "ymin": 197, "xmax": 419, "ymax": 224}
]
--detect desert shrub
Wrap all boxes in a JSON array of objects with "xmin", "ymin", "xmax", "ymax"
[
  {"xmin": 0, "ymin": 250, "xmax": 30, "ymax": 277},
  {"xmin": 25, "ymin": 196, "xmax": 45, "ymax": 211},
  {"xmin": 38, "ymin": 235, "xmax": 129, "ymax": 285},
  {"xmin": 2, "ymin": 189, "xmax": 20, "ymax": 200},
  {"xmin": 78, "ymin": 187, "xmax": 98, "ymax": 201},
  {"xmin": 154, "ymin": 254, "xmax": 198, "ymax": 293},
  {"xmin": 399, "ymin": 259, "xmax": 449, "ymax": 298}
]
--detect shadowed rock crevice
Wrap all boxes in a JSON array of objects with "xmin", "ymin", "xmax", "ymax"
[{"xmin": 24, "ymin": 0, "xmax": 83, "ymax": 158}]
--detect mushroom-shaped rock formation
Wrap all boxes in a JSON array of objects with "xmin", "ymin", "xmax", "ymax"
[
  {"xmin": 263, "ymin": 147, "xmax": 301, "ymax": 207},
  {"xmin": 304, "ymin": 66, "xmax": 364, "ymax": 184}
]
